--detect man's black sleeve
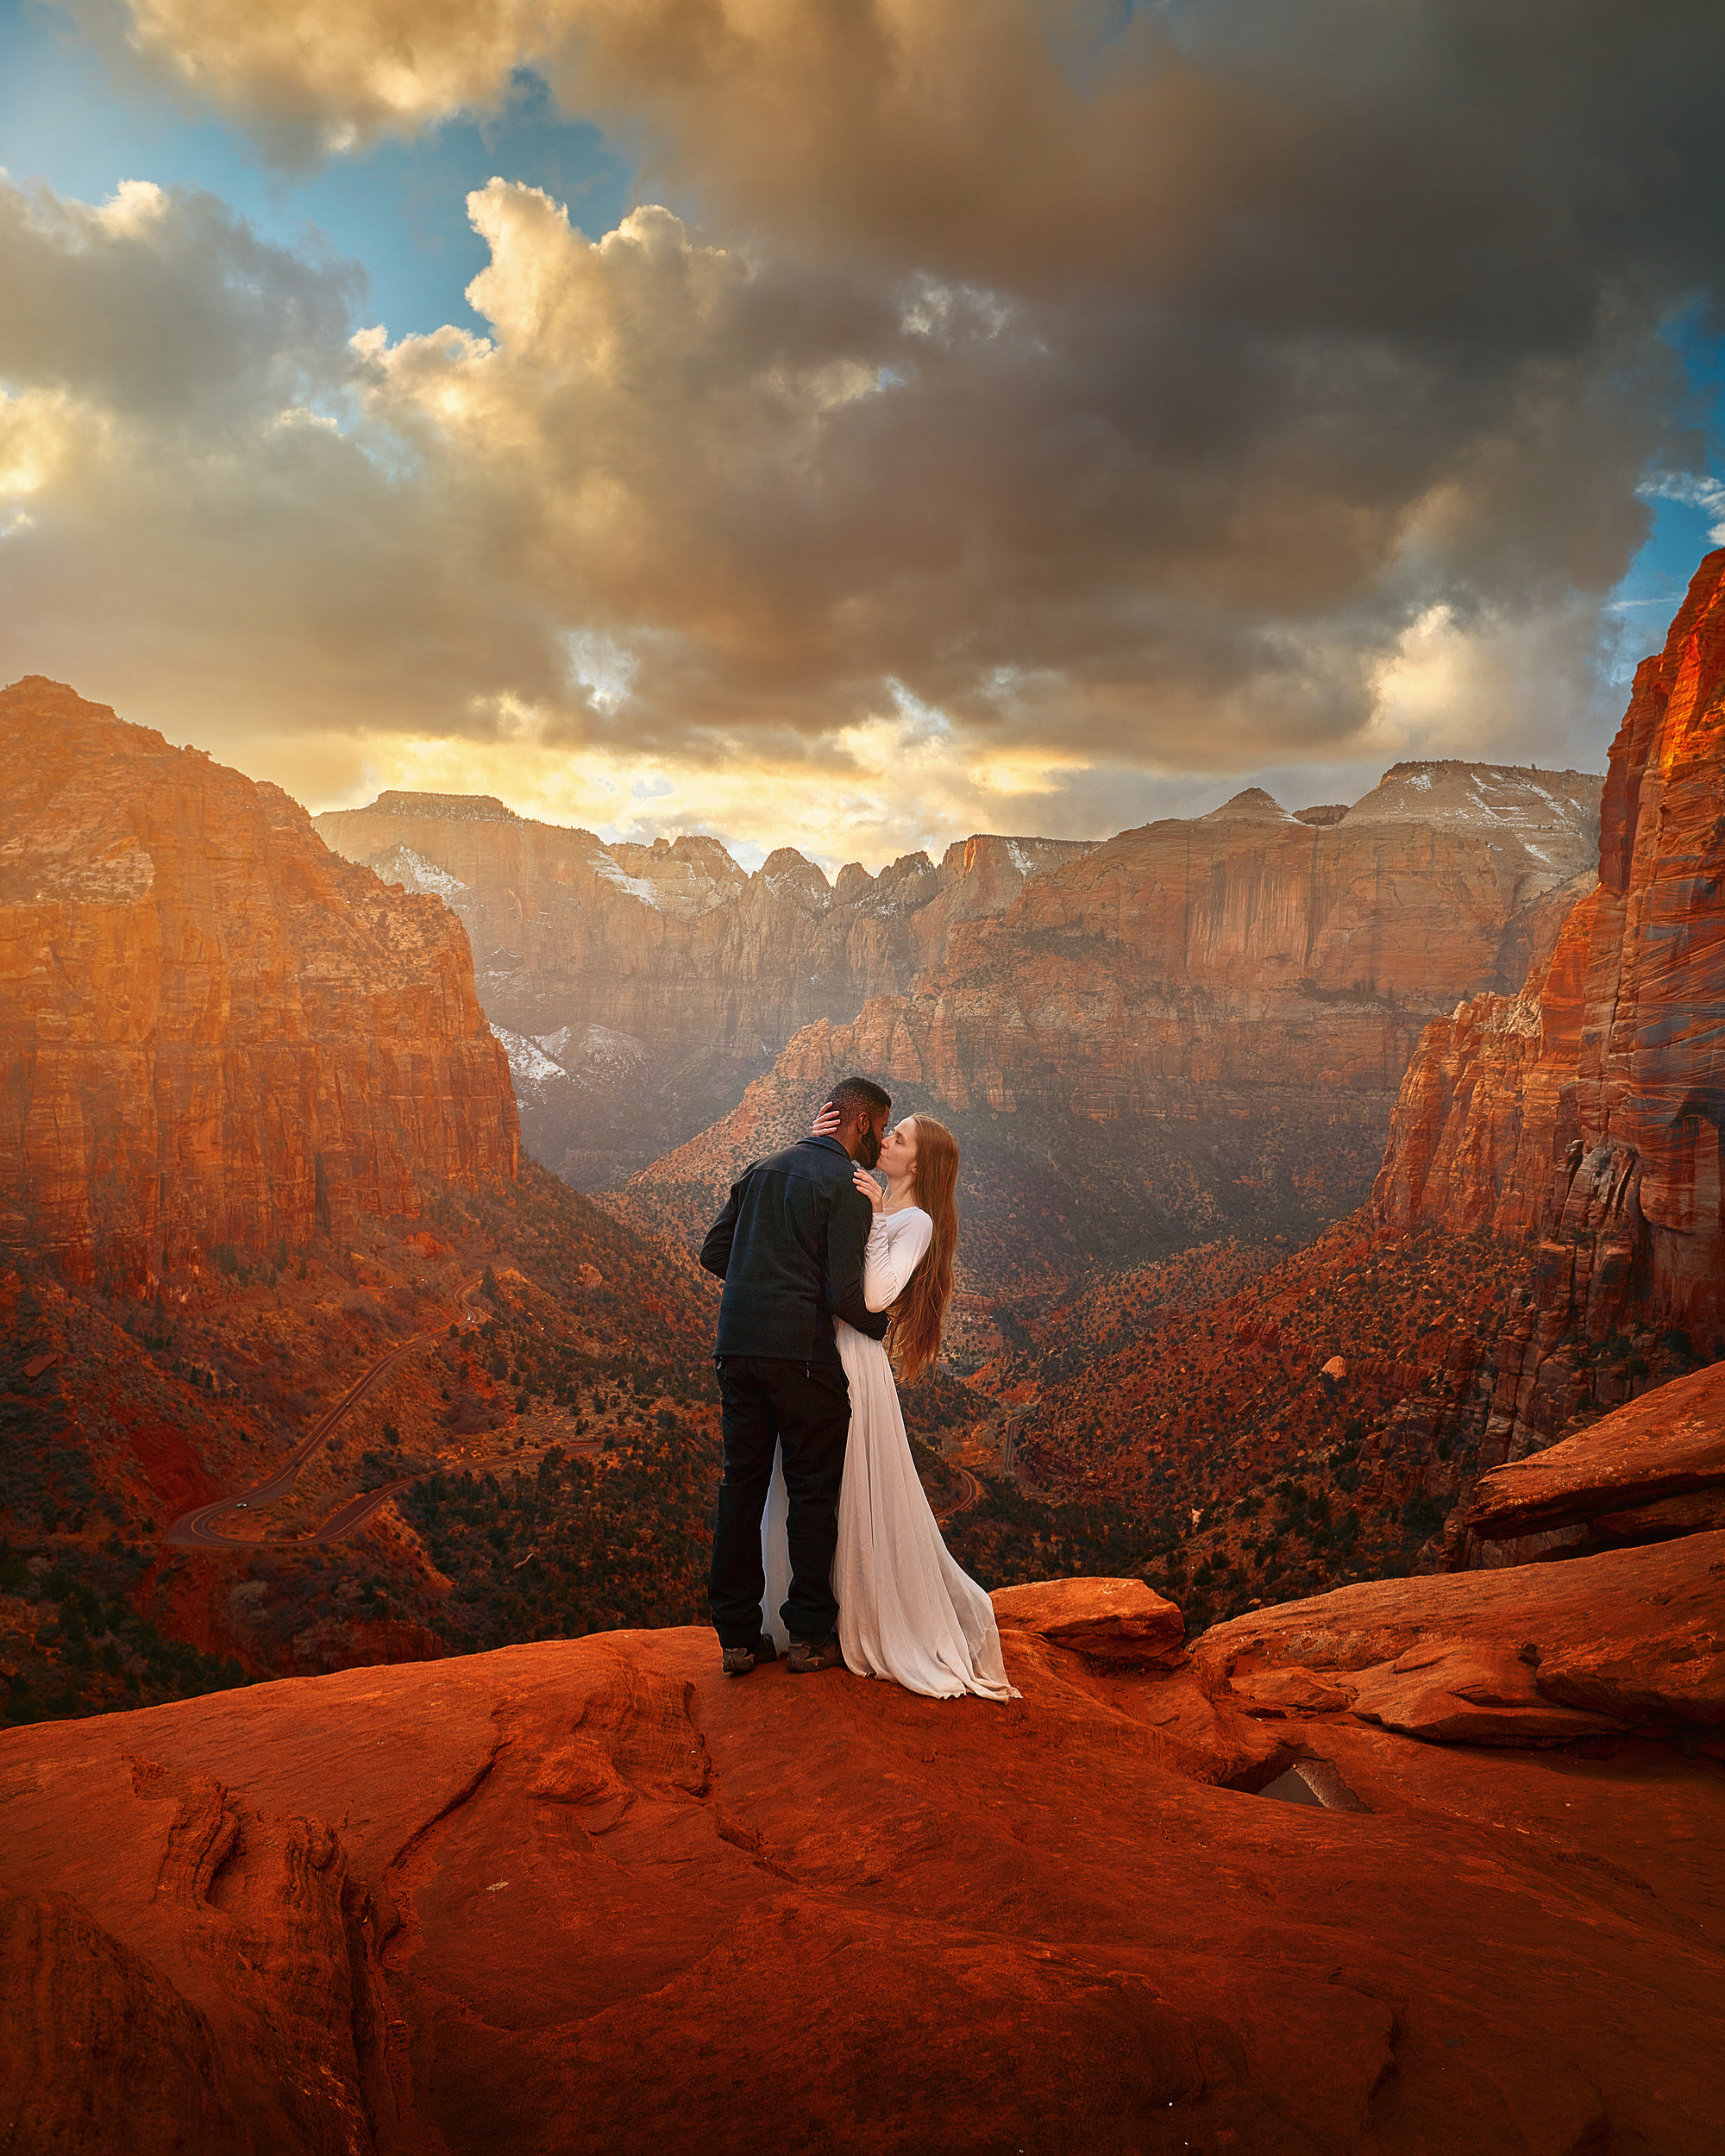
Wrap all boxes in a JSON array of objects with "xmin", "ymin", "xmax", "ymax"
[
  {"xmin": 699, "ymin": 1173, "xmax": 749, "ymax": 1280},
  {"xmin": 825, "ymin": 1181, "xmax": 889, "ymax": 1339}
]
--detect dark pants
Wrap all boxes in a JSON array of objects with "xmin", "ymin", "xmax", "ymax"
[{"xmin": 709, "ymin": 1355, "xmax": 850, "ymax": 1649}]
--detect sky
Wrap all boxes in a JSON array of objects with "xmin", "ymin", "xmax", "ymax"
[{"xmin": 3, "ymin": 2, "xmax": 1723, "ymax": 873}]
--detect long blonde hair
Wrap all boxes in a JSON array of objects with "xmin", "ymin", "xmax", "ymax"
[{"xmin": 887, "ymin": 1115, "xmax": 958, "ymax": 1385}]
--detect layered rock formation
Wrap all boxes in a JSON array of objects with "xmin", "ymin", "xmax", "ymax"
[
  {"xmin": 0, "ymin": 680, "xmax": 518, "ymax": 1294},
  {"xmin": 317, "ymin": 767, "xmax": 1596, "ymax": 1201},
  {"xmin": 1375, "ymin": 549, "xmax": 1725, "ymax": 1341},
  {"xmin": 618, "ymin": 766, "xmax": 1601, "ymax": 1311},
  {"xmin": 1197, "ymin": 1520, "xmax": 1725, "ymax": 1745},
  {"xmin": 4, "ymin": 1563, "xmax": 1721, "ymax": 2153},
  {"xmin": 312, "ymin": 792, "xmax": 1094, "ymax": 1182},
  {"xmin": 1463, "ymin": 1358, "xmax": 1725, "ymax": 1546}
]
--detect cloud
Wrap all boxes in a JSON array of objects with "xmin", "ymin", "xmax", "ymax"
[
  {"xmin": 9, "ymin": 3, "xmax": 1725, "ymax": 860},
  {"xmin": 1639, "ymin": 468, "xmax": 1725, "ymax": 544}
]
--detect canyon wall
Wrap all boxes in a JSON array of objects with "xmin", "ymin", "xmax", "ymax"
[
  {"xmin": 0, "ymin": 680, "xmax": 518, "ymax": 1292},
  {"xmin": 319, "ymin": 766, "xmax": 1598, "ymax": 1195},
  {"xmin": 617, "ymin": 768, "xmax": 1601, "ymax": 1316},
  {"xmin": 1374, "ymin": 549, "xmax": 1725, "ymax": 1339},
  {"xmin": 836, "ymin": 768, "xmax": 1599, "ymax": 1118},
  {"xmin": 312, "ymin": 792, "xmax": 1095, "ymax": 1181}
]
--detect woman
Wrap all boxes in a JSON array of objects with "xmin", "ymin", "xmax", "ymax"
[{"xmin": 760, "ymin": 1106, "xmax": 1018, "ymax": 1702}]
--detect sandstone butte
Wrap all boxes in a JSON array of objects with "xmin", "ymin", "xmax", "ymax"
[
  {"xmin": 3, "ymin": 1507, "xmax": 1722, "ymax": 2153},
  {"xmin": 0, "ymin": 680, "xmax": 519, "ymax": 1294},
  {"xmin": 314, "ymin": 765, "xmax": 1599, "ymax": 1190},
  {"xmin": 1373, "ymin": 547, "xmax": 1725, "ymax": 1342}
]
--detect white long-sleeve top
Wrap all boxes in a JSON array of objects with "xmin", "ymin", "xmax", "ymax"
[{"xmin": 862, "ymin": 1206, "xmax": 933, "ymax": 1312}]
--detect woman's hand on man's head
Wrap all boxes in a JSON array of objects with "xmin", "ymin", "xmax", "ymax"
[{"xmin": 812, "ymin": 1101, "xmax": 841, "ymax": 1138}]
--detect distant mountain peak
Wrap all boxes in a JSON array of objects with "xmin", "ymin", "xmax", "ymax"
[
  {"xmin": 1204, "ymin": 787, "xmax": 1289, "ymax": 821},
  {"xmin": 364, "ymin": 790, "xmax": 521, "ymax": 823}
]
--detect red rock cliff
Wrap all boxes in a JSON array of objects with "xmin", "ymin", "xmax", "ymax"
[
  {"xmin": 1374, "ymin": 551, "xmax": 1725, "ymax": 1336},
  {"xmin": 0, "ymin": 680, "xmax": 518, "ymax": 1292},
  {"xmin": 617, "ymin": 771, "xmax": 1602, "ymax": 1307},
  {"xmin": 311, "ymin": 793, "xmax": 1097, "ymax": 1180},
  {"xmin": 632, "ymin": 767, "xmax": 1598, "ymax": 1138}
]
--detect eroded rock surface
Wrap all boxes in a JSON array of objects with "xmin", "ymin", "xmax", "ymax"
[
  {"xmin": 1196, "ymin": 1527, "xmax": 1725, "ymax": 1740},
  {"xmin": 1465, "ymin": 1358, "xmax": 1725, "ymax": 1544},
  {"xmin": 3, "ymin": 1569, "xmax": 1721, "ymax": 2153},
  {"xmin": 0, "ymin": 680, "xmax": 518, "ymax": 1291}
]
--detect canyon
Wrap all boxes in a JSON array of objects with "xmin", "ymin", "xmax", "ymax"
[
  {"xmin": 0, "ymin": 589, "xmax": 1722, "ymax": 2149},
  {"xmin": 608, "ymin": 764, "xmax": 1600, "ymax": 1326},
  {"xmin": 311, "ymin": 791, "xmax": 1095, "ymax": 1186},
  {"xmin": 316, "ymin": 764, "xmax": 1601, "ymax": 1286}
]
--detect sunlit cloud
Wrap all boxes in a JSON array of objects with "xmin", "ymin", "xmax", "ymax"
[{"xmin": 11, "ymin": 5, "xmax": 1725, "ymax": 845}]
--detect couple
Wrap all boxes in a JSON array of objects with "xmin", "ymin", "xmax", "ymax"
[{"xmin": 699, "ymin": 1075, "xmax": 1016, "ymax": 1702}]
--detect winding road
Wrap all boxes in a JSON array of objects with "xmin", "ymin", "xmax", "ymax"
[
  {"xmin": 165, "ymin": 1279, "xmax": 485, "ymax": 1550},
  {"xmin": 935, "ymin": 1463, "xmax": 984, "ymax": 1524}
]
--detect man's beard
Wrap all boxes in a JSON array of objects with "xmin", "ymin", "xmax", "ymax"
[{"xmin": 856, "ymin": 1125, "xmax": 882, "ymax": 1169}]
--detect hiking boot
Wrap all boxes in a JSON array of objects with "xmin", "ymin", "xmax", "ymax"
[
  {"xmin": 787, "ymin": 1632, "xmax": 844, "ymax": 1674},
  {"xmin": 721, "ymin": 1634, "xmax": 778, "ymax": 1677}
]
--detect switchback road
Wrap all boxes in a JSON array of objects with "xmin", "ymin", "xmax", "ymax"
[{"xmin": 165, "ymin": 1278, "xmax": 484, "ymax": 1550}]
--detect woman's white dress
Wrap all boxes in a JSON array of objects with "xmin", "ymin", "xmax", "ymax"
[{"xmin": 761, "ymin": 1206, "xmax": 1018, "ymax": 1701}]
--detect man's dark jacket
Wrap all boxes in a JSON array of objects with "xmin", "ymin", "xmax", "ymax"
[{"xmin": 700, "ymin": 1136, "xmax": 890, "ymax": 1363}]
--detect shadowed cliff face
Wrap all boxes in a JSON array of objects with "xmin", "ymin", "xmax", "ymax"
[
  {"xmin": 1374, "ymin": 549, "xmax": 1725, "ymax": 1338},
  {"xmin": 0, "ymin": 681, "xmax": 520, "ymax": 1294}
]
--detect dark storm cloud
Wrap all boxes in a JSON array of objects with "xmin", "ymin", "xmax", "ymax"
[{"xmin": 13, "ymin": 0, "xmax": 1725, "ymax": 821}]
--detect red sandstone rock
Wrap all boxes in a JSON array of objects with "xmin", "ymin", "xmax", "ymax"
[
  {"xmin": 1233, "ymin": 1664, "xmax": 1356, "ymax": 1717},
  {"xmin": 990, "ymin": 1574, "xmax": 1184, "ymax": 1664},
  {"xmin": 1197, "ymin": 1526, "xmax": 1725, "ymax": 1737},
  {"xmin": 1465, "ymin": 1358, "xmax": 1725, "ymax": 1540},
  {"xmin": 0, "ymin": 680, "xmax": 518, "ymax": 1292},
  {"xmin": 1346, "ymin": 1640, "xmax": 1634, "ymax": 1745},
  {"xmin": 1374, "ymin": 551, "xmax": 1725, "ymax": 1338},
  {"xmin": 2, "ymin": 1574, "xmax": 1721, "ymax": 2153}
]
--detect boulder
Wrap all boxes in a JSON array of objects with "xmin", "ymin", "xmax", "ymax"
[{"xmin": 990, "ymin": 1575, "xmax": 1184, "ymax": 1664}]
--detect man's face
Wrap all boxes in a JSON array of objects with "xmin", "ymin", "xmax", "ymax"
[{"xmin": 855, "ymin": 1109, "xmax": 888, "ymax": 1169}]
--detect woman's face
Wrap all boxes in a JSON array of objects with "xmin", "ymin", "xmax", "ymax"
[{"xmin": 880, "ymin": 1116, "xmax": 919, "ymax": 1181}]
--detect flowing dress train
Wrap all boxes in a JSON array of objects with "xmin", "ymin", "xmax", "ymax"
[{"xmin": 762, "ymin": 1206, "xmax": 1018, "ymax": 1701}]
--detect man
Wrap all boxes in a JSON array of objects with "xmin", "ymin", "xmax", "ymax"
[{"xmin": 699, "ymin": 1074, "xmax": 892, "ymax": 1676}]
